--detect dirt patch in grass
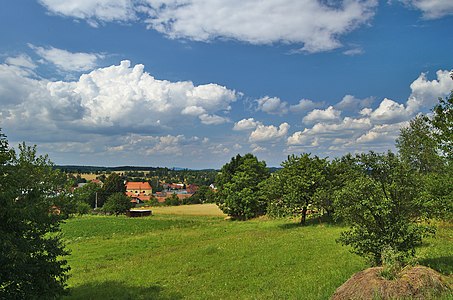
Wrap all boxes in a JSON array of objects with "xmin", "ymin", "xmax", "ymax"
[{"xmin": 331, "ymin": 265, "xmax": 452, "ymax": 300}]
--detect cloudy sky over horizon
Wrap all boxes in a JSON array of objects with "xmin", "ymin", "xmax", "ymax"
[{"xmin": 1, "ymin": 0, "xmax": 452, "ymax": 169}]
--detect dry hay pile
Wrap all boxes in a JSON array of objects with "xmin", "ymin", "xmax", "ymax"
[{"xmin": 331, "ymin": 265, "xmax": 452, "ymax": 300}]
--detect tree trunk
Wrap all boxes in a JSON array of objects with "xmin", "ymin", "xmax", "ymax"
[{"xmin": 301, "ymin": 206, "xmax": 307, "ymax": 225}]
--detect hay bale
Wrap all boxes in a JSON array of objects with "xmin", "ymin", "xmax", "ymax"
[{"xmin": 331, "ymin": 265, "xmax": 451, "ymax": 300}]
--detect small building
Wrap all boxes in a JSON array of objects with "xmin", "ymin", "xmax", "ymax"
[{"xmin": 125, "ymin": 181, "xmax": 152, "ymax": 203}]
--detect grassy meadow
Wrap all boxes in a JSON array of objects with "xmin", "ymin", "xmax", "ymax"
[{"xmin": 61, "ymin": 205, "xmax": 452, "ymax": 299}]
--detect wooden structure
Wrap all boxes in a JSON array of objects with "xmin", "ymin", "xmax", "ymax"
[{"xmin": 126, "ymin": 209, "xmax": 152, "ymax": 217}]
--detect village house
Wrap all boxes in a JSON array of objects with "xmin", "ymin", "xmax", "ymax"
[{"xmin": 125, "ymin": 181, "xmax": 152, "ymax": 203}]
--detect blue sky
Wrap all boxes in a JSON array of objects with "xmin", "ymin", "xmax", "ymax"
[{"xmin": 0, "ymin": 0, "xmax": 452, "ymax": 169}]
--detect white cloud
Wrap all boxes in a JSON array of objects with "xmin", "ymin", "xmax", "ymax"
[
  {"xmin": 38, "ymin": 0, "xmax": 137, "ymax": 24},
  {"xmin": 181, "ymin": 106, "xmax": 206, "ymax": 116},
  {"xmin": 356, "ymin": 122, "xmax": 408, "ymax": 144},
  {"xmin": 29, "ymin": 44, "xmax": 104, "ymax": 72},
  {"xmin": 38, "ymin": 0, "xmax": 378, "ymax": 53},
  {"xmin": 343, "ymin": 46, "xmax": 364, "ymax": 56},
  {"xmin": 370, "ymin": 98, "xmax": 409, "ymax": 124},
  {"xmin": 146, "ymin": 135, "xmax": 184, "ymax": 155},
  {"xmin": 251, "ymin": 145, "xmax": 267, "ymax": 153},
  {"xmin": 5, "ymin": 54, "xmax": 37, "ymax": 69},
  {"xmin": 256, "ymin": 96, "xmax": 288, "ymax": 115},
  {"xmin": 0, "ymin": 60, "xmax": 238, "ymax": 134},
  {"xmin": 406, "ymin": 70, "xmax": 453, "ymax": 113},
  {"xmin": 233, "ymin": 118, "xmax": 260, "ymax": 131},
  {"xmin": 198, "ymin": 114, "xmax": 230, "ymax": 125},
  {"xmin": 335, "ymin": 94, "xmax": 374, "ymax": 111},
  {"xmin": 249, "ymin": 122, "xmax": 289, "ymax": 142},
  {"xmin": 400, "ymin": 0, "xmax": 453, "ymax": 19},
  {"xmin": 289, "ymin": 98, "xmax": 320, "ymax": 113},
  {"xmin": 303, "ymin": 106, "xmax": 341, "ymax": 124}
]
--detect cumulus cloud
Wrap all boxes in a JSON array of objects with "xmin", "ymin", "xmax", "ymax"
[
  {"xmin": 406, "ymin": 70, "xmax": 453, "ymax": 113},
  {"xmin": 249, "ymin": 122, "xmax": 290, "ymax": 142},
  {"xmin": 335, "ymin": 94, "xmax": 374, "ymax": 111},
  {"xmin": 198, "ymin": 114, "xmax": 230, "ymax": 125},
  {"xmin": 233, "ymin": 118, "xmax": 260, "ymax": 131},
  {"xmin": 256, "ymin": 96, "xmax": 288, "ymax": 115},
  {"xmin": 369, "ymin": 98, "xmax": 409, "ymax": 124},
  {"xmin": 0, "ymin": 60, "xmax": 238, "ymax": 137},
  {"xmin": 289, "ymin": 98, "xmax": 321, "ymax": 113},
  {"xmin": 38, "ymin": 0, "xmax": 378, "ymax": 53},
  {"xmin": 303, "ymin": 106, "xmax": 341, "ymax": 124},
  {"xmin": 181, "ymin": 105, "xmax": 206, "ymax": 116},
  {"xmin": 400, "ymin": 0, "xmax": 453, "ymax": 19},
  {"xmin": 29, "ymin": 44, "xmax": 104, "ymax": 72},
  {"xmin": 356, "ymin": 122, "xmax": 408, "ymax": 144}
]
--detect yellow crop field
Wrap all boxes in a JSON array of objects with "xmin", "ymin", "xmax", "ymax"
[{"xmin": 142, "ymin": 203, "xmax": 226, "ymax": 217}]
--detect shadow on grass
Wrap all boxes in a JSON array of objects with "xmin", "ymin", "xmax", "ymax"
[
  {"xmin": 419, "ymin": 256, "xmax": 453, "ymax": 275},
  {"xmin": 65, "ymin": 281, "xmax": 183, "ymax": 300},
  {"xmin": 279, "ymin": 215, "xmax": 339, "ymax": 229}
]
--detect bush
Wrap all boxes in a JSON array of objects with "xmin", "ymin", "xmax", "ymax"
[{"xmin": 76, "ymin": 201, "xmax": 91, "ymax": 216}]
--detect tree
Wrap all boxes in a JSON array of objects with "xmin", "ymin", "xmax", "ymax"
[
  {"xmin": 73, "ymin": 181, "xmax": 102, "ymax": 208},
  {"xmin": 334, "ymin": 151, "xmax": 433, "ymax": 265},
  {"xmin": 99, "ymin": 173, "xmax": 126, "ymax": 207},
  {"xmin": 103, "ymin": 192, "xmax": 132, "ymax": 216},
  {"xmin": 216, "ymin": 154, "xmax": 269, "ymax": 220},
  {"xmin": 277, "ymin": 154, "xmax": 327, "ymax": 225},
  {"xmin": 187, "ymin": 185, "xmax": 215, "ymax": 204},
  {"xmin": 431, "ymin": 91, "xmax": 453, "ymax": 160},
  {"xmin": 396, "ymin": 115, "xmax": 442, "ymax": 173},
  {"xmin": 0, "ymin": 131, "xmax": 70, "ymax": 298}
]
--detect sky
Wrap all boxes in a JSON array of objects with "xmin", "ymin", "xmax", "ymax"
[{"xmin": 0, "ymin": 0, "xmax": 452, "ymax": 169}]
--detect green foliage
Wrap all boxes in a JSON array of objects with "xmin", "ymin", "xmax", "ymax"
[
  {"xmin": 187, "ymin": 185, "xmax": 216, "ymax": 204},
  {"xmin": 99, "ymin": 173, "xmax": 126, "ymax": 207},
  {"xmin": 0, "ymin": 131, "xmax": 70, "ymax": 299},
  {"xmin": 265, "ymin": 153, "xmax": 327, "ymax": 225},
  {"xmin": 216, "ymin": 154, "xmax": 270, "ymax": 220},
  {"xmin": 431, "ymin": 92, "xmax": 453, "ymax": 160},
  {"xmin": 334, "ymin": 152, "xmax": 434, "ymax": 266},
  {"xmin": 396, "ymin": 115, "xmax": 443, "ymax": 173},
  {"xmin": 164, "ymin": 193, "xmax": 181, "ymax": 206},
  {"xmin": 103, "ymin": 192, "xmax": 132, "ymax": 216},
  {"xmin": 418, "ymin": 165, "xmax": 453, "ymax": 220},
  {"xmin": 73, "ymin": 181, "xmax": 102, "ymax": 208},
  {"xmin": 379, "ymin": 246, "xmax": 409, "ymax": 280},
  {"xmin": 76, "ymin": 201, "xmax": 91, "ymax": 216}
]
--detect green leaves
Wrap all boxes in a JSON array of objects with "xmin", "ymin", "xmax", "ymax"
[
  {"xmin": 0, "ymin": 130, "xmax": 70, "ymax": 299},
  {"xmin": 334, "ymin": 152, "xmax": 434, "ymax": 266},
  {"xmin": 216, "ymin": 154, "xmax": 269, "ymax": 220}
]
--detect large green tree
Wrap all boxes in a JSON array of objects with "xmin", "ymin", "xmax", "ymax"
[
  {"xmin": 0, "ymin": 131, "xmax": 70, "ymax": 298},
  {"xmin": 431, "ymin": 91, "xmax": 452, "ymax": 160},
  {"xmin": 396, "ymin": 115, "xmax": 443, "ymax": 173},
  {"xmin": 216, "ymin": 154, "xmax": 269, "ymax": 220},
  {"xmin": 278, "ymin": 154, "xmax": 327, "ymax": 225},
  {"xmin": 334, "ymin": 151, "xmax": 433, "ymax": 265}
]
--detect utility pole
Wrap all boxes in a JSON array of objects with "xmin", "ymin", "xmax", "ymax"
[{"xmin": 95, "ymin": 192, "xmax": 98, "ymax": 209}]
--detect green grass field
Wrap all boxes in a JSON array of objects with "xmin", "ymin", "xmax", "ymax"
[{"xmin": 61, "ymin": 205, "xmax": 452, "ymax": 299}]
